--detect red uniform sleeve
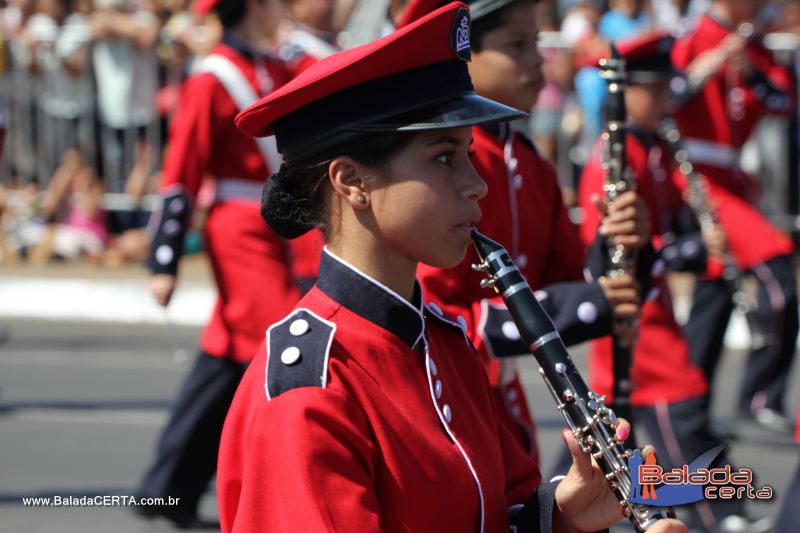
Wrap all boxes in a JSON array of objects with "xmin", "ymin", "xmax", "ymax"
[
  {"xmin": 224, "ymin": 388, "xmax": 381, "ymax": 533},
  {"xmin": 160, "ymin": 73, "xmax": 226, "ymax": 199}
]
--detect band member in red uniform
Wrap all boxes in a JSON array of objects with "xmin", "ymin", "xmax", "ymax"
[
  {"xmin": 580, "ymin": 33, "xmax": 768, "ymax": 532},
  {"xmin": 218, "ymin": 4, "xmax": 687, "ymax": 532},
  {"xmin": 671, "ymin": 0, "xmax": 798, "ymax": 431},
  {"xmin": 136, "ymin": 0, "xmax": 316, "ymax": 526},
  {"xmin": 399, "ymin": 0, "xmax": 649, "ymax": 467}
]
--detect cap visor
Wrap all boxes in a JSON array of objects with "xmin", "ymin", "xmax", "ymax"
[{"xmin": 351, "ymin": 93, "xmax": 528, "ymax": 132}]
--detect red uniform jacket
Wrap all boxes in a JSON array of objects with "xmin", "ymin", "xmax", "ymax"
[
  {"xmin": 147, "ymin": 36, "xmax": 317, "ymax": 362},
  {"xmin": 419, "ymin": 124, "xmax": 615, "ymax": 459},
  {"xmin": 579, "ymin": 129, "xmax": 709, "ymax": 406},
  {"xmin": 218, "ymin": 249, "xmax": 557, "ymax": 533},
  {"xmin": 671, "ymin": 13, "xmax": 794, "ymax": 271}
]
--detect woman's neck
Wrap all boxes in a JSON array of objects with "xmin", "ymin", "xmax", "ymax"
[{"xmin": 326, "ymin": 234, "xmax": 418, "ymax": 304}]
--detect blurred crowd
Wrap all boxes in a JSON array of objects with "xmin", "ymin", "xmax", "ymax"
[{"xmin": 0, "ymin": 0, "xmax": 798, "ymax": 266}]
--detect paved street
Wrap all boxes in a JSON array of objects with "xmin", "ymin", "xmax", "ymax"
[{"xmin": 0, "ymin": 316, "xmax": 797, "ymax": 532}]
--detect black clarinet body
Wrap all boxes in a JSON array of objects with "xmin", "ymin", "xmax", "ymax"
[
  {"xmin": 656, "ymin": 118, "xmax": 769, "ymax": 350},
  {"xmin": 599, "ymin": 46, "xmax": 638, "ymax": 427},
  {"xmin": 471, "ymin": 231, "xmax": 670, "ymax": 532}
]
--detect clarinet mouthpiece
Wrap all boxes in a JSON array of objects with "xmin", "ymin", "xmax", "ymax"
[{"xmin": 470, "ymin": 230, "xmax": 503, "ymax": 261}]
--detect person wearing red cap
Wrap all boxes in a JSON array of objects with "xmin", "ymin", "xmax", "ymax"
[
  {"xmin": 400, "ymin": 0, "xmax": 649, "ymax": 466},
  {"xmin": 135, "ymin": 0, "xmax": 319, "ymax": 526},
  {"xmin": 579, "ymin": 32, "xmax": 768, "ymax": 533},
  {"xmin": 217, "ymin": 4, "xmax": 688, "ymax": 532},
  {"xmin": 671, "ymin": 0, "xmax": 798, "ymax": 433}
]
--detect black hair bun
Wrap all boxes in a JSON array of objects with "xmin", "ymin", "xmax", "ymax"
[{"xmin": 261, "ymin": 168, "xmax": 315, "ymax": 240}]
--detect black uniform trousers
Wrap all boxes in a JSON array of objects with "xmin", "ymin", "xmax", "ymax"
[
  {"xmin": 137, "ymin": 351, "xmax": 246, "ymax": 519},
  {"xmin": 683, "ymin": 254, "xmax": 798, "ymax": 414},
  {"xmin": 776, "ymin": 455, "xmax": 800, "ymax": 532},
  {"xmin": 549, "ymin": 395, "xmax": 743, "ymax": 531}
]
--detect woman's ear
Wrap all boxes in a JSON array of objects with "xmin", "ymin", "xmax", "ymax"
[{"xmin": 329, "ymin": 157, "xmax": 371, "ymax": 210}]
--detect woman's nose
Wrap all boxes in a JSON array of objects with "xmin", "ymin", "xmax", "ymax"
[{"xmin": 464, "ymin": 165, "xmax": 488, "ymax": 201}]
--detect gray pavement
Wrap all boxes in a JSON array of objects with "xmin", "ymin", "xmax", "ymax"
[{"xmin": 0, "ymin": 317, "xmax": 798, "ymax": 532}]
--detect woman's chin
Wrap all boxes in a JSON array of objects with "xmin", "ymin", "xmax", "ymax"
[{"xmin": 420, "ymin": 244, "xmax": 470, "ymax": 270}]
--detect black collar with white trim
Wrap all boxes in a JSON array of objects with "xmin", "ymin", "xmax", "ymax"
[{"xmin": 316, "ymin": 248, "xmax": 425, "ymax": 349}]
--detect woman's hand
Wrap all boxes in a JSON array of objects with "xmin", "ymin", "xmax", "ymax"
[
  {"xmin": 598, "ymin": 274, "xmax": 641, "ymax": 346},
  {"xmin": 702, "ymin": 225, "xmax": 728, "ymax": 261},
  {"xmin": 149, "ymin": 274, "xmax": 177, "ymax": 307},
  {"xmin": 598, "ymin": 274, "xmax": 640, "ymax": 320},
  {"xmin": 553, "ymin": 420, "xmax": 689, "ymax": 533},
  {"xmin": 592, "ymin": 191, "xmax": 652, "ymax": 250}
]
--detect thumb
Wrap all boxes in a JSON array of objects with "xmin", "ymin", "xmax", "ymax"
[{"xmin": 563, "ymin": 428, "xmax": 594, "ymax": 480}]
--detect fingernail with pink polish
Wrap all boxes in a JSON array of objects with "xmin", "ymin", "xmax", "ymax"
[{"xmin": 617, "ymin": 426, "xmax": 629, "ymax": 441}]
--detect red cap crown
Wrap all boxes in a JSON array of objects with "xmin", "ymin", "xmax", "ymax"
[
  {"xmin": 396, "ymin": 0, "xmax": 448, "ymax": 28},
  {"xmin": 236, "ymin": 2, "xmax": 473, "ymax": 139},
  {"xmin": 396, "ymin": 0, "xmax": 519, "ymax": 28},
  {"xmin": 614, "ymin": 32, "xmax": 675, "ymax": 83}
]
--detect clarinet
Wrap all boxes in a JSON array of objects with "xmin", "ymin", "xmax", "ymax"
[
  {"xmin": 599, "ymin": 46, "xmax": 637, "ymax": 428},
  {"xmin": 471, "ymin": 231, "xmax": 670, "ymax": 532},
  {"xmin": 656, "ymin": 119, "xmax": 769, "ymax": 350}
]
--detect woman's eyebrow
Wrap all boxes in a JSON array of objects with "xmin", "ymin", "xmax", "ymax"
[{"xmin": 426, "ymin": 136, "xmax": 474, "ymax": 147}]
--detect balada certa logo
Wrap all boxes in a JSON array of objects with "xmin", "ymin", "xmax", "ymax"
[{"xmin": 627, "ymin": 445, "xmax": 773, "ymax": 506}]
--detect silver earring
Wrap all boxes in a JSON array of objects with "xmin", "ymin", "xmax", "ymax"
[{"xmin": 357, "ymin": 195, "xmax": 367, "ymax": 204}]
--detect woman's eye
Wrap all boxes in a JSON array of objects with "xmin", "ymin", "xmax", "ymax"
[{"xmin": 436, "ymin": 151, "xmax": 455, "ymax": 166}]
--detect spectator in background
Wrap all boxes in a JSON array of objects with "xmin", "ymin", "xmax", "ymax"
[
  {"xmin": 532, "ymin": 1, "xmax": 573, "ymax": 172},
  {"xmin": 598, "ymin": 0, "xmax": 651, "ymax": 39},
  {"xmin": 32, "ymin": 0, "xmax": 94, "ymax": 181},
  {"xmin": 7, "ymin": 0, "xmax": 44, "ymax": 183},
  {"xmin": 91, "ymin": 0, "xmax": 160, "ymax": 232},
  {"xmin": 0, "ymin": 176, "xmax": 42, "ymax": 262},
  {"xmin": 562, "ymin": 0, "xmax": 607, "ymax": 162},
  {"xmin": 29, "ymin": 150, "xmax": 107, "ymax": 263},
  {"xmin": 651, "ymin": 0, "xmax": 706, "ymax": 35}
]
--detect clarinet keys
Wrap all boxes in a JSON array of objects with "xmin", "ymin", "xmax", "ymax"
[{"xmin": 471, "ymin": 260, "xmax": 500, "ymax": 291}]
